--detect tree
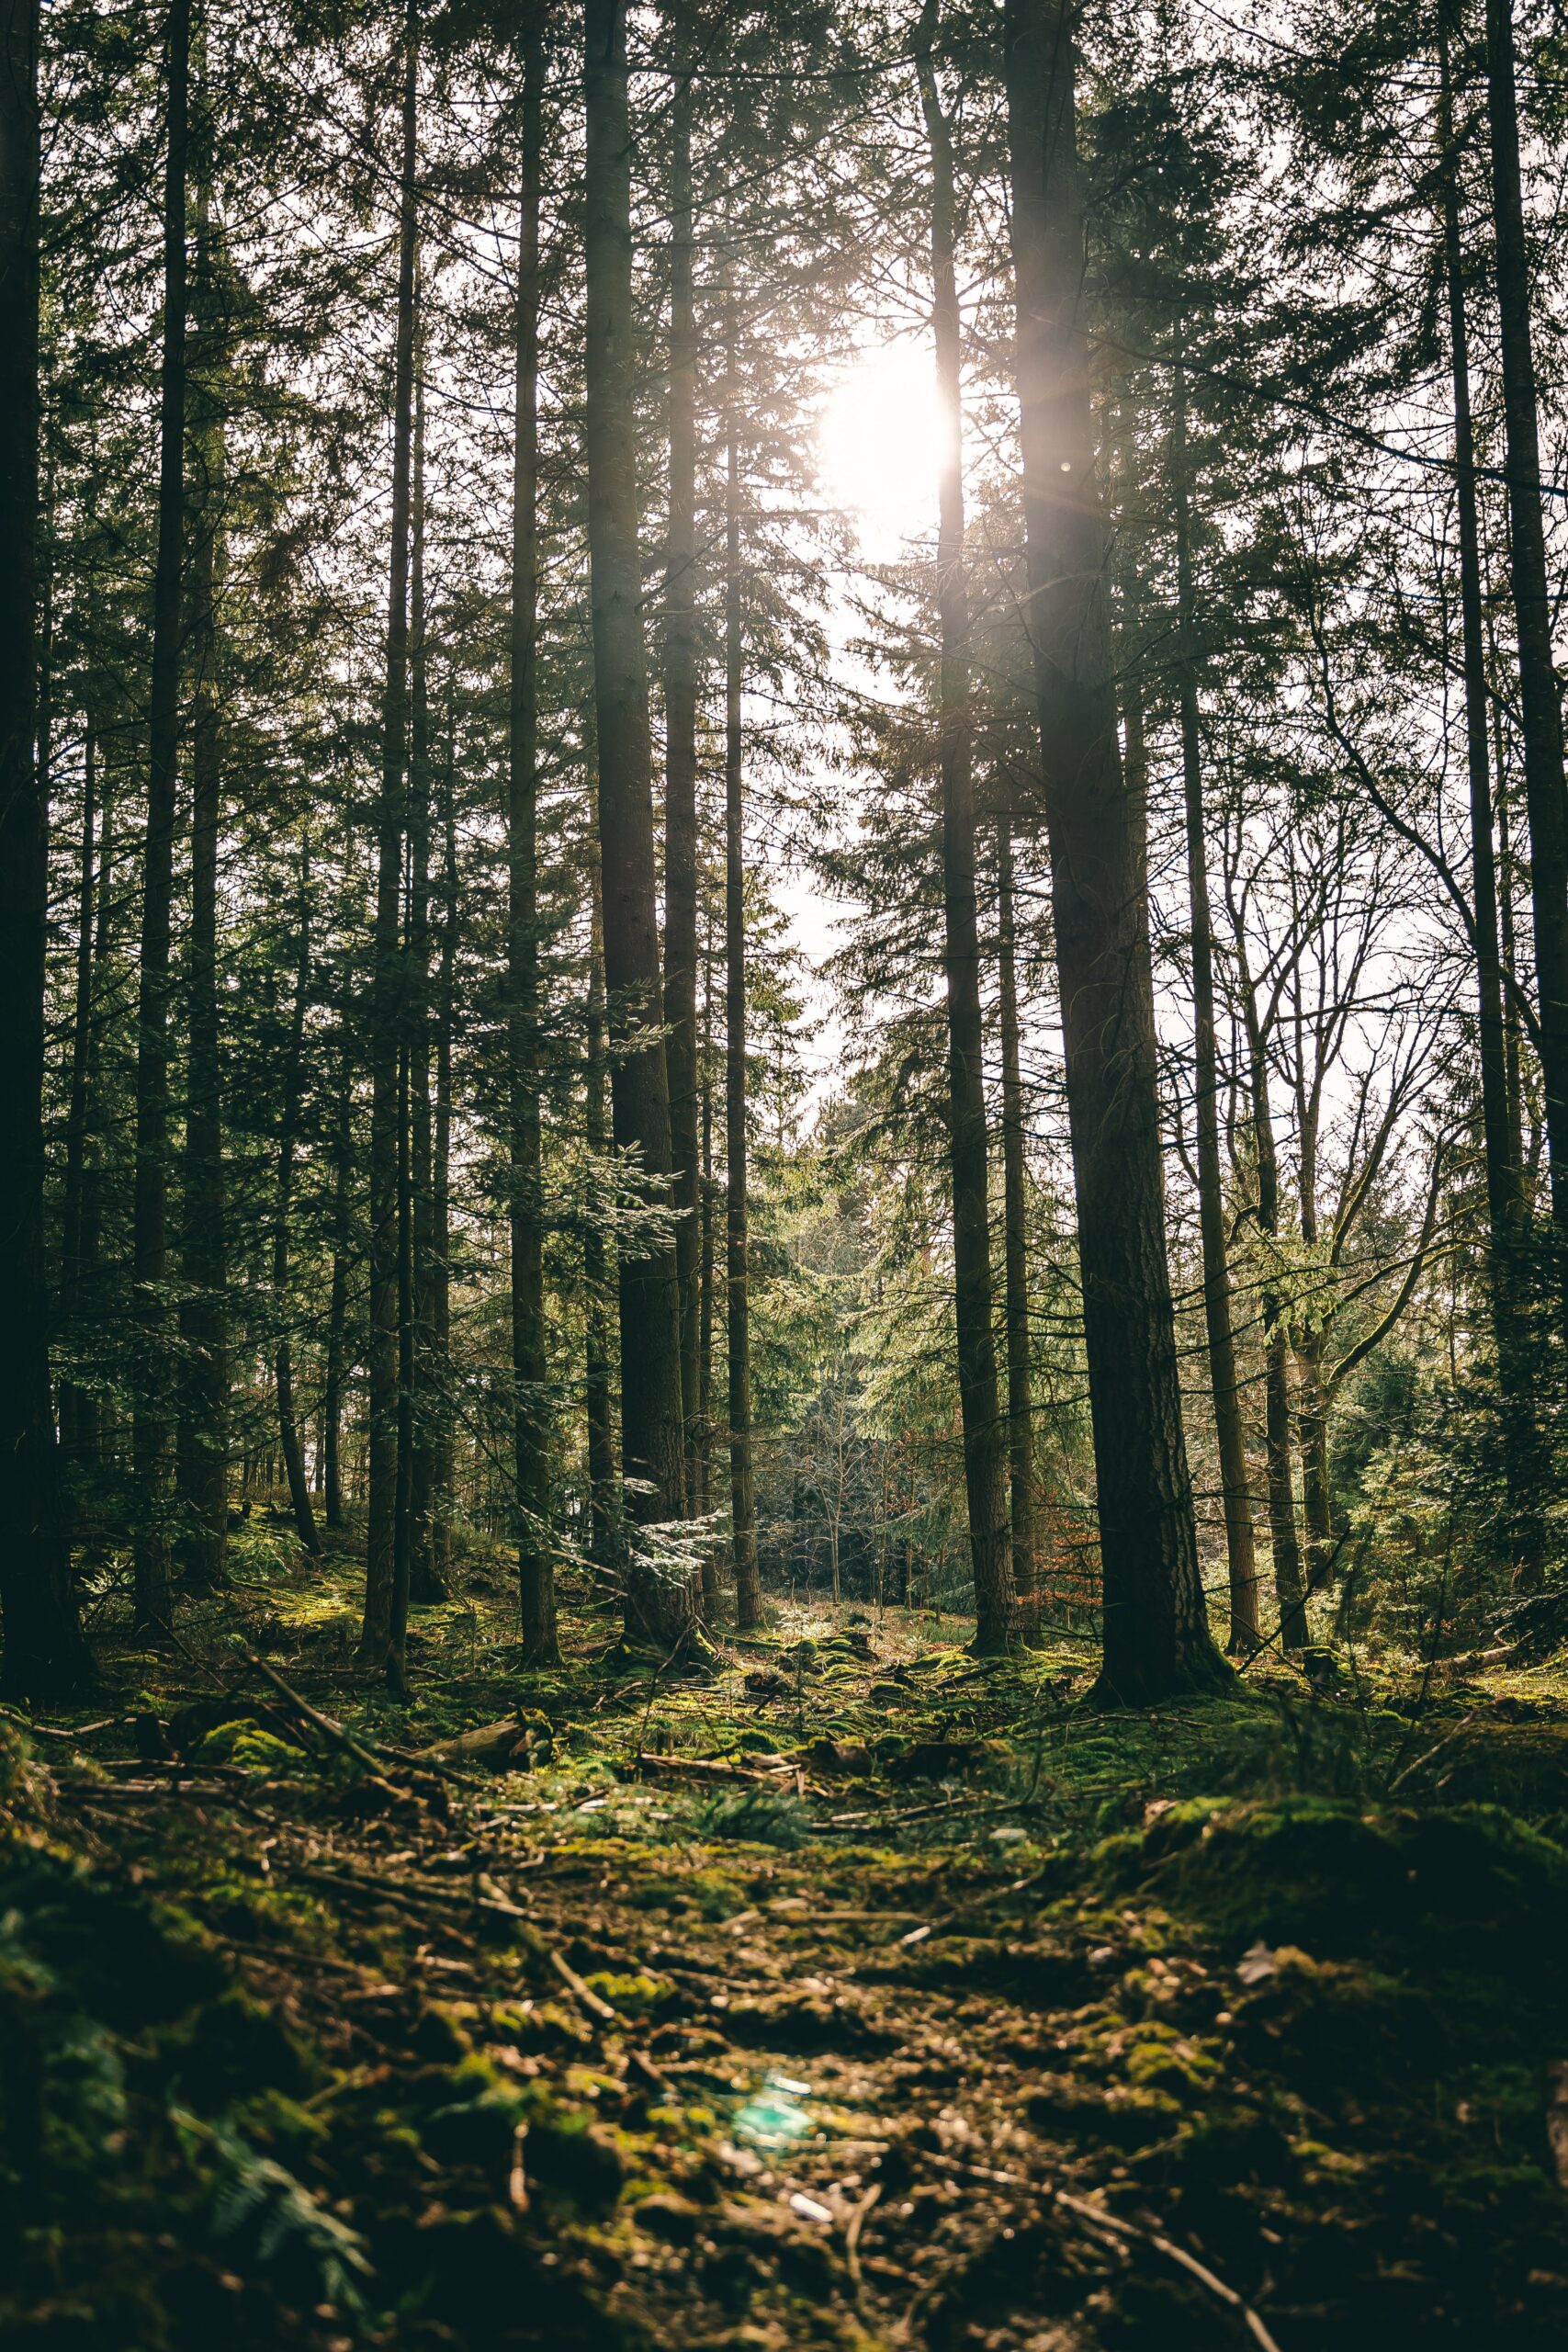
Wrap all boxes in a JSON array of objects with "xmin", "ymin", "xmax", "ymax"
[
  {"xmin": 129, "ymin": 0, "xmax": 192, "ymax": 1637},
  {"xmin": 1001, "ymin": 0, "xmax": 1228, "ymax": 1702},
  {"xmin": 359, "ymin": 2, "xmax": 420, "ymax": 1690},
  {"xmin": 583, "ymin": 0, "xmax": 693, "ymax": 1648},
  {"xmin": 1485, "ymin": 0, "xmax": 1568, "ymax": 1301},
  {"xmin": 724, "ymin": 299, "xmax": 762, "ymax": 1634},
  {"xmin": 510, "ymin": 5, "xmax": 556, "ymax": 1661},
  {"xmin": 174, "ymin": 66, "xmax": 229, "ymax": 1593},
  {"xmin": 1169, "ymin": 359, "xmax": 1260, "ymax": 1652},
  {"xmin": 0, "ymin": 0, "xmax": 88, "ymax": 1697},
  {"xmin": 916, "ymin": 0, "xmax": 1017, "ymax": 1653},
  {"xmin": 662, "ymin": 31, "xmax": 704, "ymax": 1510}
]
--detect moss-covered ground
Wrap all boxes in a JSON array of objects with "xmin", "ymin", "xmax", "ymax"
[{"xmin": 6, "ymin": 1541, "xmax": 1568, "ymax": 2349}]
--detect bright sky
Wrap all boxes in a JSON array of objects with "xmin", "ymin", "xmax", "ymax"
[
  {"xmin": 816, "ymin": 336, "xmax": 942, "ymax": 562},
  {"xmin": 777, "ymin": 337, "xmax": 948, "ymax": 1115}
]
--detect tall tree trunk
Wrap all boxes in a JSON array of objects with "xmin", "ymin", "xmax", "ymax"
[
  {"xmin": 406, "ymin": 351, "xmax": 446, "ymax": 1605},
  {"xmin": 359, "ymin": 0, "xmax": 418, "ymax": 1690},
  {"xmin": 511, "ymin": 9, "xmax": 556, "ymax": 1659},
  {"xmin": 1288, "ymin": 1053, "xmax": 1335, "ymax": 1596},
  {"xmin": 323, "ymin": 1066, "xmax": 350, "ymax": 1532},
  {"xmin": 130, "ymin": 0, "xmax": 192, "ymax": 1638},
  {"xmin": 918, "ymin": 1, "xmax": 1016, "ymax": 1652},
  {"xmin": 430, "ymin": 727, "xmax": 457, "ymax": 1581},
  {"xmin": 1000, "ymin": 0, "xmax": 1224, "ymax": 1702},
  {"xmin": 175, "ymin": 131, "xmax": 228, "ymax": 1591},
  {"xmin": 1496, "ymin": 758, "xmax": 1527, "ymax": 1177},
  {"xmin": 583, "ymin": 0, "xmax": 692, "ymax": 1646},
  {"xmin": 719, "ymin": 303, "xmax": 761, "ymax": 1636},
  {"xmin": 274, "ymin": 860, "xmax": 319, "ymax": 1555},
  {"xmin": 724, "ymin": 314, "xmax": 761, "ymax": 1634},
  {"xmin": 583, "ymin": 894, "xmax": 621, "ymax": 1586},
  {"xmin": 995, "ymin": 820, "xmax": 1040, "ymax": 1640},
  {"xmin": 1485, "ymin": 0, "xmax": 1568, "ymax": 1303},
  {"xmin": 1170, "ymin": 356, "xmax": 1259, "ymax": 1652},
  {"xmin": 696, "ymin": 948, "xmax": 716, "ymax": 1527},
  {"xmin": 663, "ymin": 46, "xmax": 703, "ymax": 1511},
  {"xmin": 72, "ymin": 775, "xmax": 117, "ymax": 1474},
  {"xmin": 0, "ymin": 0, "xmax": 88, "ymax": 1697},
  {"xmin": 1293, "ymin": 1322, "xmax": 1335, "ymax": 1592},
  {"xmin": 58, "ymin": 724, "xmax": 98, "ymax": 1469},
  {"xmin": 1458, "ymin": 4, "xmax": 1545, "ymax": 1581},
  {"xmin": 1245, "ymin": 999, "xmax": 1308, "ymax": 1650}
]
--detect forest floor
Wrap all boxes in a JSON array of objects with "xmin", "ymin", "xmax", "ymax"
[{"xmin": 6, "ymin": 1530, "xmax": 1568, "ymax": 2351}]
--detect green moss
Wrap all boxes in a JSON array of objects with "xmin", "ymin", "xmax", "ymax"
[
  {"xmin": 583, "ymin": 1971, "xmax": 676, "ymax": 2019},
  {"xmin": 1131, "ymin": 1795, "xmax": 1568, "ymax": 1959},
  {"xmin": 192, "ymin": 1716, "xmax": 309, "ymax": 1773}
]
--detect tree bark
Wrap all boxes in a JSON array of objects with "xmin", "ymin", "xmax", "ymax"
[
  {"xmin": 663, "ymin": 47, "xmax": 704, "ymax": 1517},
  {"xmin": 918, "ymin": 1, "xmax": 1017, "ymax": 1653},
  {"xmin": 1170, "ymin": 357, "xmax": 1259, "ymax": 1652},
  {"xmin": 175, "ymin": 125, "xmax": 228, "ymax": 1592},
  {"xmin": 1485, "ymin": 0, "xmax": 1568, "ymax": 1300},
  {"xmin": 406, "ymin": 345, "xmax": 447, "ymax": 1606},
  {"xmin": 322, "ymin": 1060, "xmax": 351, "ymax": 1531},
  {"xmin": 72, "ymin": 774, "xmax": 118, "ymax": 1475},
  {"xmin": 996, "ymin": 820, "xmax": 1040, "ymax": 1640},
  {"xmin": 583, "ymin": 0, "xmax": 692, "ymax": 1646},
  {"xmin": 1461, "ymin": 1, "xmax": 1548, "ymax": 1582},
  {"xmin": 429, "ymin": 720, "xmax": 457, "ymax": 1580},
  {"xmin": 511, "ymin": 8, "xmax": 556, "ymax": 1660},
  {"xmin": 130, "ymin": 0, "xmax": 193, "ymax": 1638},
  {"xmin": 0, "ymin": 0, "xmax": 89, "ymax": 1697},
  {"xmin": 1242, "ymin": 986, "xmax": 1308, "ymax": 1651},
  {"xmin": 1000, "ymin": 0, "xmax": 1225, "ymax": 1703},
  {"xmin": 724, "ymin": 311, "xmax": 761, "ymax": 1634},
  {"xmin": 583, "ymin": 894, "xmax": 621, "ymax": 1587},
  {"xmin": 697, "ymin": 947, "xmax": 716, "ymax": 1541},
  {"xmin": 359, "ymin": 0, "xmax": 418, "ymax": 1690},
  {"xmin": 58, "ymin": 724, "xmax": 98, "ymax": 1470},
  {"xmin": 274, "ymin": 859, "xmax": 320, "ymax": 1555}
]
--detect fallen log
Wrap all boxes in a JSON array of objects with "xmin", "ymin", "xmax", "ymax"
[
  {"xmin": 629, "ymin": 1752, "xmax": 795, "ymax": 1787},
  {"xmin": 414, "ymin": 1717, "xmax": 531, "ymax": 1769}
]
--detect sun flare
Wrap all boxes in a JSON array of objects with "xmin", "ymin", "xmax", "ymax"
[{"xmin": 818, "ymin": 338, "xmax": 943, "ymax": 552}]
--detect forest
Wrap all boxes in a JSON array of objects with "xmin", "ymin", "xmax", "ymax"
[{"xmin": 4, "ymin": 0, "xmax": 1568, "ymax": 2341}]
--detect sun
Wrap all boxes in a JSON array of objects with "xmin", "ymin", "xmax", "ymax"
[{"xmin": 818, "ymin": 337, "xmax": 943, "ymax": 556}]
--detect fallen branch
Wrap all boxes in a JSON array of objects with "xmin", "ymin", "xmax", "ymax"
[
  {"xmin": 1385, "ymin": 1710, "xmax": 1478, "ymax": 1795},
  {"xmin": 16, "ymin": 1715, "xmax": 119, "ymax": 1743},
  {"xmin": 548, "ymin": 1946, "xmax": 618, "ymax": 2021},
  {"xmin": 414, "ymin": 1717, "xmax": 530, "ymax": 1769},
  {"xmin": 629, "ymin": 1751, "xmax": 792, "ymax": 1787},
  {"xmin": 55, "ymin": 1774, "xmax": 240, "ymax": 1802},
  {"xmin": 911, "ymin": 2149, "xmax": 1282, "ymax": 2352},
  {"xmin": 843, "ymin": 2178, "xmax": 881, "ymax": 2316},
  {"xmin": 288, "ymin": 1854, "xmax": 529, "ymax": 1925},
  {"xmin": 240, "ymin": 1652, "xmax": 386, "ymax": 1775},
  {"xmin": 1051, "ymin": 2188, "xmax": 1284, "ymax": 2352}
]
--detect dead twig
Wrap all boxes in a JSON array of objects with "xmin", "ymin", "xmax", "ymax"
[
  {"xmin": 240, "ymin": 1652, "xmax": 387, "ymax": 1775},
  {"xmin": 548, "ymin": 1946, "xmax": 618, "ymax": 2021},
  {"xmin": 913, "ymin": 2150, "xmax": 1283, "ymax": 2352},
  {"xmin": 11, "ymin": 1714, "xmax": 119, "ymax": 1743},
  {"xmin": 1385, "ymin": 1710, "xmax": 1478, "ymax": 1795},
  {"xmin": 1050, "ymin": 2188, "xmax": 1284, "ymax": 2352},
  {"xmin": 843, "ymin": 2178, "xmax": 881, "ymax": 2315}
]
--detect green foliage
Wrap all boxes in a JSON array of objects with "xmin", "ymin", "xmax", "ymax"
[
  {"xmin": 186, "ymin": 2113, "xmax": 374, "ymax": 2319},
  {"xmin": 691, "ymin": 1786, "xmax": 816, "ymax": 1848}
]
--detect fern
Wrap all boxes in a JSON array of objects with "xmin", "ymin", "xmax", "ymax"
[{"xmin": 174, "ymin": 2109, "xmax": 374, "ymax": 2320}]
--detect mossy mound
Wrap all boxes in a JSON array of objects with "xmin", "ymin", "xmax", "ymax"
[{"xmin": 1122, "ymin": 1794, "xmax": 1568, "ymax": 1966}]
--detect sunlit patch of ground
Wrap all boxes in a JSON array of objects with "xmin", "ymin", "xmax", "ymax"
[{"xmin": 11, "ymin": 1519, "xmax": 1568, "ymax": 2347}]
